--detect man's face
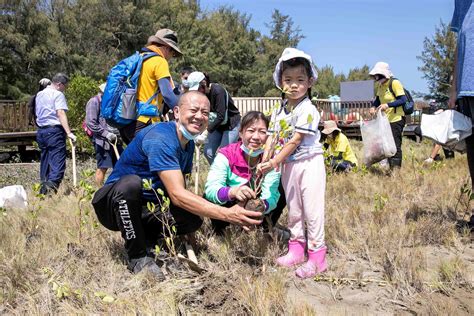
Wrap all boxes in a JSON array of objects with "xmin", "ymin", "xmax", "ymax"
[
  {"xmin": 57, "ymin": 82, "xmax": 68, "ymax": 92},
  {"xmin": 161, "ymin": 46, "xmax": 176, "ymax": 61},
  {"xmin": 175, "ymin": 93, "xmax": 210, "ymax": 135}
]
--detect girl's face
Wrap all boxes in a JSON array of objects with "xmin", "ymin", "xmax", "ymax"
[
  {"xmin": 239, "ymin": 119, "xmax": 268, "ymax": 151},
  {"xmin": 281, "ymin": 65, "xmax": 313, "ymax": 102}
]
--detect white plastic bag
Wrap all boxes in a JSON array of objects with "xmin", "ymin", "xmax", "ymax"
[
  {"xmin": 0, "ymin": 185, "xmax": 28, "ymax": 209},
  {"xmin": 361, "ymin": 110, "xmax": 397, "ymax": 166},
  {"xmin": 421, "ymin": 110, "xmax": 472, "ymax": 152}
]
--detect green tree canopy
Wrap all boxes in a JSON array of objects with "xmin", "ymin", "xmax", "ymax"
[{"xmin": 417, "ymin": 20, "xmax": 456, "ymax": 102}]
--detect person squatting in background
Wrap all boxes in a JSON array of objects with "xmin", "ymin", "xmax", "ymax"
[
  {"xmin": 119, "ymin": 28, "xmax": 181, "ymax": 144},
  {"xmin": 28, "ymin": 78, "xmax": 51, "ymax": 127},
  {"xmin": 321, "ymin": 120, "xmax": 358, "ymax": 172},
  {"xmin": 186, "ymin": 71, "xmax": 241, "ymax": 164},
  {"xmin": 35, "ymin": 73, "xmax": 76, "ymax": 195},
  {"xmin": 258, "ymin": 47, "xmax": 327, "ymax": 279},
  {"xmin": 369, "ymin": 62, "xmax": 408, "ymax": 169},
  {"xmin": 204, "ymin": 111, "xmax": 288, "ymax": 239},
  {"xmin": 85, "ymin": 83, "xmax": 123, "ymax": 185}
]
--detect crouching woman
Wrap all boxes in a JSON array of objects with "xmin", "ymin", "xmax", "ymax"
[
  {"xmin": 321, "ymin": 120, "xmax": 358, "ymax": 172},
  {"xmin": 204, "ymin": 111, "xmax": 282, "ymax": 235}
]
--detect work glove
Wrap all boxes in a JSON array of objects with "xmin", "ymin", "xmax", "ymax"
[
  {"xmin": 106, "ymin": 132, "xmax": 117, "ymax": 143},
  {"xmin": 423, "ymin": 157, "xmax": 434, "ymax": 164},
  {"xmin": 67, "ymin": 133, "xmax": 77, "ymax": 143}
]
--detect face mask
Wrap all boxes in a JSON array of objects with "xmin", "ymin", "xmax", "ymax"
[
  {"xmin": 241, "ymin": 144, "xmax": 264, "ymax": 157},
  {"xmin": 182, "ymin": 79, "xmax": 189, "ymax": 88},
  {"xmin": 179, "ymin": 124, "xmax": 199, "ymax": 141}
]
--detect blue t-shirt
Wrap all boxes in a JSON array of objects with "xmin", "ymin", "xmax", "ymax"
[
  {"xmin": 451, "ymin": 0, "xmax": 474, "ymax": 97},
  {"xmin": 105, "ymin": 121, "xmax": 194, "ymax": 201}
]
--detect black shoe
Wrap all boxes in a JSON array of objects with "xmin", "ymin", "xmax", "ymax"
[
  {"xmin": 270, "ymin": 225, "xmax": 291, "ymax": 243},
  {"xmin": 128, "ymin": 256, "xmax": 165, "ymax": 280}
]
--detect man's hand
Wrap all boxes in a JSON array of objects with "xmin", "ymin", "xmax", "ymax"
[
  {"xmin": 226, "ymin": 204, "xmax": 263, "ymax": 230},
  {"xmin": 229, "ymin": 185, "xmax": 256, "ymax": 202},
  {"xmin": 106, "ymin": 132, "xmax": 117, "ymax": 143},
  {"xmin": 67, "ymin": 133, "xmax": 77, "ymax": 142},
  {"xmin": 376, "ymin": 103, "xmax": 389, "ymax": 112}
]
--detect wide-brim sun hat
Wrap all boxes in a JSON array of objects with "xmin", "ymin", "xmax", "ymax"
[
  {"xmin": 321, "ymin": 120, "xmax": 341, "ymax": 134},
  {"xmin": 273, "ymin": 47, "xmax": 318, "ymax": 89},
  {"xmin": 147, "ymin": 28, "xmax": 182, "ymax": 57},
  {"xmin": 187, "ymin": 71, "xmax": 206, "ymax": 91},
  {"xmin": 369, "ymin": 61, "xmax": 393, "ymax": 79}
]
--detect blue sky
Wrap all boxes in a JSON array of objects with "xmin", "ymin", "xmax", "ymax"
[{"xmin": 199, "ymin": 0, "xmax": 454, "ymax": 94}]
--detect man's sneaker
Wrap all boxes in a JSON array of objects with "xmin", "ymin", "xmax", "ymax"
[{"xmin": 128, "ymin": 256, "xmax": 165, "ymax": 281}]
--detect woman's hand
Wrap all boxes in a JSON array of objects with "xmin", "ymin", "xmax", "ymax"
[
  {"xmin": 376, "ymin": 103, "xmax": 389, "ymax": 112},
  {"xmin": 229, "ymin": 185, "xmax": 256, "ymax": 202}
]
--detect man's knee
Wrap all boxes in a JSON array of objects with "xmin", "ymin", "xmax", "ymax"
[{"xmin": 115, "ymin": 175, "xmax": 142, "ymax": 200}]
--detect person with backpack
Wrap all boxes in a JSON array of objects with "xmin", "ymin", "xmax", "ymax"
[
  {"xmin": 28, "ymin": 78, "xmax": 51, "ymax": 126},
  {"xmin": 368, "ymin": 62, "xmax": 409, "ymax": 169},
  {"xmin": 186, "ymin": 71, "xmax": 241, "ymax": 164},
  {"xmin": 118, "ymin": 28, "xmax": 182, "ymax": 144},
  {"xmin": 85, "ymin": 83, "xmax": 123, "ymax": 185},
  {"xmin": 35, "ymin": 73, "xmax": 76, "ymax": 195}
]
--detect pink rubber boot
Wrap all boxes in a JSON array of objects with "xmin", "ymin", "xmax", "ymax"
[
  {"xmin": 276, "ymin": 240, "xmax": 306, "ymax": 267},
  {"xmin": 295, "ymin": 246, "xmax": 327, "ymax": 279}
]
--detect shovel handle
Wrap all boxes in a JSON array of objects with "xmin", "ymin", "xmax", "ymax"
[{"xmin": 68, "ymin": 138, "xmax": 77, "ymax": 187}]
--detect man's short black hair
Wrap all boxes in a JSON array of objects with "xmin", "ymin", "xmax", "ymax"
[
  {"xmin": 180, "ymin": 66, "xmax": 194, "ymax": 75},
  {"xmin": 52, "ymin": 73, "xmax": 69, "ymax": 85}
]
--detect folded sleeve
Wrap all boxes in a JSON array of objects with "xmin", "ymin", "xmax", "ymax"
[
  {"xmin": 260, "ymin": 169, "xmax": 280, "ymax": 213},
  {"xmin": 294, "ymin": 102, "xmax": 319, "ymax": 135}
]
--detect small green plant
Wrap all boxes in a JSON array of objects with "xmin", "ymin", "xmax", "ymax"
[
  {"xmin": 143, "ymin": 179, "xmax": 177, "ymax": 257},
  {"xmin": 454, "ymin": 178, "xmax": 473, "ymax": 217}
]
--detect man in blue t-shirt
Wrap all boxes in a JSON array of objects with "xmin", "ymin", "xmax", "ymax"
[{"xmin": 92, "ymin": 91, "xmax": 262, "ymax": 279}]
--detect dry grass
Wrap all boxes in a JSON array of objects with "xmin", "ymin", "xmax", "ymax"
[{"xmin": 0, "ymin": 139, "xmax": 473, "ymax": 314}]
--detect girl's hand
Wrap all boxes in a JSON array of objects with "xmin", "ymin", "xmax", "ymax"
[
  {"xmin": 377, "ymin": 103, "xmax": 389, "ymax": 112},
  {"xmin": 229, "ymin": 185, "xmax": 256, "ymax": 202},
  {"xmin": 257, "ymin": 159, "xmax": 278, "ymax": 174}
]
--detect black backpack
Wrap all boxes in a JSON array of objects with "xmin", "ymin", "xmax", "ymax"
[{"xmin": 388, "ymin": 78, "xmax": 415, "ymax": 115}]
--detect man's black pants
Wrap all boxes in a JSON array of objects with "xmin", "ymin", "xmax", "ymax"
[
  {"xmin": 460, "ymin": 97, "xmax": 474, "ymax": 191},
  {"xmin": 92, "ymin": 175, "xmax": 203, "ymax": 259}
]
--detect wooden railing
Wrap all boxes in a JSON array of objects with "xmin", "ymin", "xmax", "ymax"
[
  {"xmin": 0, "ymin": 100, "xmax": 32, "ymax": 132},
  {"xmin": 233, "ymin": 97, "xmax": 281, "ymax": 115}
]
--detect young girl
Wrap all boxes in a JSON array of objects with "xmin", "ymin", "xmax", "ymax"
[{"xmin": 258, "ymin": 47, "xmax": 326, "ymax": 278}]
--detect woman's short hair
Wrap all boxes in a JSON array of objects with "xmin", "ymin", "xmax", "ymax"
[{"xmin": 240, "ymin": 111, "xmax": 269, "ymax": 131}]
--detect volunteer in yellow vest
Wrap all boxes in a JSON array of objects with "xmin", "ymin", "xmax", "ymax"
[
  {"xmin": 368, "ymin": 62, "xmax": 408, "ymax": 169},
  {"xmin": 119, "ymin": 28, "xmax": 182, "ymax": 144},
  {"xmin": 321, "ymin": 120, "xmax": 358, "ymax": 172}
]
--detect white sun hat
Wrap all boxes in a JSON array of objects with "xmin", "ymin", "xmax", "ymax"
[
  {"xmin": 273, "ymin": 47, "xmax": 318, "ymax": 89},
  {"xmin": 369, "ymin": 62, "xmax": 393, "ymax": 78},
  {"xmin": 187, "ymin": 71, "xmax": 206, "ymax": 91}
]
